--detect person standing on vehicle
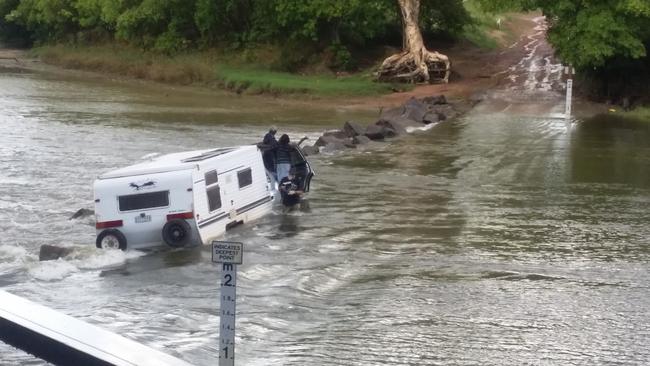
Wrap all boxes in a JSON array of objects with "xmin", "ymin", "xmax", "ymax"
[
  {"xmin": 263, "ymin": 126, "xmax": 278, "ymax": 147},
  {"xmin": 276, "ymin": 134, "xmax": 292, "ymax": 182}
]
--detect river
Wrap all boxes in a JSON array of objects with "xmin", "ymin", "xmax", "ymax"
[{"xmin": 1, "ymin": 55, "xmax": 650, "ymax": 365}]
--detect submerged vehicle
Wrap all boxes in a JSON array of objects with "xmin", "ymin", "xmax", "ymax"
[{"xmin": 93, "ymin": 145, "xmax": 313, "ymax": 250}]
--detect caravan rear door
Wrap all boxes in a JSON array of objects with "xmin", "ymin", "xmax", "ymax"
[
  {"xmin": 290, "ymin": 146, "xmax": 314, "ymax": 192},
  {"xmin": 192, "ymin": 168, "xmax": 226, "ymax": 244}
]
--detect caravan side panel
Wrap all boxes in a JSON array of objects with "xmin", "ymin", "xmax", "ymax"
[
  {"xmin": 228, "ymin": 148, "xmax": 274, "ymax": 224},
  {"xmin": 192, "ymin": 147, "xmax": 273, "ymax": 245}
]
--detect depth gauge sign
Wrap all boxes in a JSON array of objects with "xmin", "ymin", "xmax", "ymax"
[{"xmin": 212, "ymin": 241, "xmax": 244, "ymax": 366}]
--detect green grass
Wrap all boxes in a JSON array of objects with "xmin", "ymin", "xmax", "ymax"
[
  {"xmin": 462, "ymin": 25, "xmax": 499, "ymax": 49},
  {"xmin": 31, "ymin": 44, "xmax": 404, "ymax": 97},
  {"xmin": 215, "ymin": 65, "xmax": 400, "ymax": 96},
  {"xmin": 624, "ymin": 106, "xmax": 650, "ymax": 122},
  {"xmin": 461, "ymin": 0, "xmax": 512, "ymax": 49}
]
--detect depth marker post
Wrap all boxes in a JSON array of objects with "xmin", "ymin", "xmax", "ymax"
[
  {"xmin": 212, "ymin": 241, "xmax": 244, "ymax": 366},
  {"xmin": 564, "ymin": 65, "xmax": 574, "ymax": 120}
]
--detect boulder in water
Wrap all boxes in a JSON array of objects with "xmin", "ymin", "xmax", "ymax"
[
  {"xmin": 422, "ymin": 94, "xmax": 447, "ymax": 105},
  {"xmin": 70, "ymin": 208, "xmax": 94, "ymax": 220},
  {"xmin": 321, "ymin": 141, "xmax": 350, "ymax": 153},
  {"xmin": 401, "ymin": 97, "xmax": 428, "ymax": 122},
  {"xmin": 364, "ymin": 125, "xmax": 386, "ymax": 140},
  {"xmin": 39, "ymin": 244, "xmax": 74, "ymax": 261},
  {"xmin": 322, "ymin": 129, "xmax": 349, "ymax": 140},
  {"xmin": 376, "ymin": 116, "xmax": 425, "ymax": 135},
  {"xmin": 343, "ymin": 121, "xmax": 365, "ymax": 137},
  {"xmin": 423, "ymin": 112, "xmax": 441, "ymax": 124},
  {"xmin": 316, "ymin": 134, "xmax": 355, "ymax": 149},
  {"xmin": 353, "ymin": 135, "xmax": 371, "ymax": 145},
  {"xmin": 301, "ymin": 145, "xmax": 320, "ymax": 156}
]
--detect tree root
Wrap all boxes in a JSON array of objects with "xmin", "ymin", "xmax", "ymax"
[{"xmin": 377, "ymin": 50, "xmax": 450, "ymax": 84}]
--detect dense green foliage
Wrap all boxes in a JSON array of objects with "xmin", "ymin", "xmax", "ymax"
[
  {"xmin": 0, "ymin": 0, "xmax": 473, "ymax": 68},
  {"xmin": 0, "ymin": 0, "xmax": 28, "ymax": 46},
  {"xmin": 479, "ymin": 0, "xmax": 650, "ymax": 69},
  {"xmin": 479, "ymin": 0, "xmax": 650, "ymax": 101}
]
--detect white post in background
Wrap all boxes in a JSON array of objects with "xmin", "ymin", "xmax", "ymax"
[
  {"xmin": 565, "ymin": 79, "xmax": 573, "ymax": 120},
  {"xmin": 564, "ymin": 66, "xmax": 574, "ymax": 120},
  {"xmin": 212, "ymin": 241, "xmax": 244, "ymax": 366}
]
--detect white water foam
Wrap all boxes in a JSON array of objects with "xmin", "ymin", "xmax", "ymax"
[
  {"xmin": 28, "ymin": 259, "xmax": 79, "ymax": 281},
  {"xmin": 0, "ymin": 244, "xmax": 33, "ymax": 275},
  {"xmin": 0, "ymin": 244, "xmax": 29, "ymax": 260},
  {"xmin": 76, "ymin": 248, "xmax": 146, "ymax": 270},
  {"xmin": 140, "ymin": 152, "xmax": 161, "ymax": 160},
  {"xmin": 406, "ymin": 123, "xmax": 439, "ymax": 133},
  {"xmin": 22, "ymin": 245, "xmax": 148, "ymax": 281}
]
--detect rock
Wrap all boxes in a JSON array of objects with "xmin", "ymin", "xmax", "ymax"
[
  {"xmin": 70, "ymin": 208, "xmax": 94, "ymax": 220},
  {"xmin": 423, "ymin": 112, "xmax": 441, "ymax": 124},
  {"xmin": 364, "ymin": 125, "xmax": 386, "ymax": 140},
  {"xmin": 316, "ymin": 134, "xmax": 344, "ymax": 147},
  {"xmin": 301, "ymin": 145, "xmax": 319, "ymax": 156},
  {"xmin": 322, "ymin": 129, "xmax": 349, "ymax": 140},
  {"xmin": 376, "ymin": 119, "xmax": 408, "ymax": 135},
  {"xmin": 353, "ymin": 135, "xmax": 371, "ymax": 145},
  {"xmin": 343, "ymin": 121, "xmax": 365, "ymax": 137},
  {"xmin": 422, "ymin": 94, "xmax": 447, "ymax": 105},
  {"xmin": 316, "ymin": 134, "xmax": 355, "ymax": 150},
  {"xmin": 429, "ymin": 104, "xmax": 458, "ymax": 121},
  {"xmin": 376, "ymin": 116, "xmax": 425, "ymax": 135},
  {"xmin": 401, "ymin": 97, "xmax": 427, "ymax": 122},
  {"xmin": 321, "ymin": 141, "xmax": 348, "ymax": 153},
  {"xmin": 444, "ymin": 109, "xmax": 458, "ymax": 120},
  {"xmin": 381, "ymin": 126, "xmax": 398, "ymax": 138},
  {"xmin": 39, "ymin": 245, "xmax": 74, "ymax": 261},
  {"xmin": 380, "ymin": 97, "xmax": 430, "ymax": 124},
  {"xmin": 379, "ymin": 106, "xmax": 403, "ymax": 120},
  {"xmin": 469, "ymin": 91, "xmax": 487, "ymax": 105},
  {"xmin": 342, "ymin": 138, "xmax": 357, "ymax": 148}
]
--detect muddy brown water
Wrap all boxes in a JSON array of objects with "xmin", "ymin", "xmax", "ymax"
[{"xmin": 1, "ymin": 58, "xmax": 649, "ymax": 366}]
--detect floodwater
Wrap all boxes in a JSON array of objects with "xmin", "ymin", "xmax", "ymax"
[{"xmin": 2, "ymin": 44, "xmax": 650, "ymax": 365}]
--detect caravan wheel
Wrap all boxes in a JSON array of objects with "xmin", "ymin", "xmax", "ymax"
[
  {"xmin": 162, "ymin": 219, "xmax": 191, "ymax": 248},
  {"xmin": 96, "ymin": 229, "xmax": 127, "ymax": 250}
]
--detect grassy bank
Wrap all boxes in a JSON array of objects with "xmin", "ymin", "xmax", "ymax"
[
  {"xmin": 33, "ymin": 44, "xmax": 403, "ymax": 97},
  {"xmin": 624, "ymin": 107, "xmax": 650, "ymax": 122}
]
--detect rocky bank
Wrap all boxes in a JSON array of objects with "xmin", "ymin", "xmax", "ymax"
[{"xmin": 300, "ymin": 94, "xmax": 479, "ymax": 155}]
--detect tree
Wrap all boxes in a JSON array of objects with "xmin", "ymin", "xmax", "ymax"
[
  {"xmin": 376, "ymin": 0, "xmax": 451, "ymax": 84},
  {"xmin": 477, "ymin": 0, "xmax": 650, "ymax": 71},
  {"xmin": 477, "ymin": 0, "xmax": 650, "ymax": 101}
]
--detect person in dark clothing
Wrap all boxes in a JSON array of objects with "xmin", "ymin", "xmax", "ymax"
[
  {"xmin": 275, "ymin": 134, "xmax": 292, "ymax": 182},
  {"xmin": 262, "ymin": 126, "xmax": 278, "ymax": 147},
  {"xmin": 279, "ymin": 170, "xmax": 303, "ymax": 207}
]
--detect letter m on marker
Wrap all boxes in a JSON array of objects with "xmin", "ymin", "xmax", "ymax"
[{"xmin": 223, "ymin": 263, "xmax": 234, "ymax": 271}]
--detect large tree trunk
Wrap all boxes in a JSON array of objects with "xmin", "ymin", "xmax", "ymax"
[{"xmin": 377, "ymin": 0, "xmax": 451, "ymax": 84}]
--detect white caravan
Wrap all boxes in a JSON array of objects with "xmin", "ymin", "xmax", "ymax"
[{"xmin": 93, "ymin": 145, "xmax": 313, "ymax": 250}]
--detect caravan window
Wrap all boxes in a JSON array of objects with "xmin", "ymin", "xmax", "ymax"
[
  {"xmin": 205, "ymin": 170, "xmax": 218, "ymax": 186},
  {"xmin": 119, "ymin": 191, "xmax": 169, "ymax": 211},
  {"xmin": 207, "ymin": 185, "xmax": 222, "ymax": 212},
  {"xmin": 237, "ymin": 168, "xmax": 252, "ymax": 188}
]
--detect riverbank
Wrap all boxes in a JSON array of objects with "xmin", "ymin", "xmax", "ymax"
[
  {"xmin": 31, "ymin": 44, "xmax": 402, "ymax": 98},
  {"xmin": 1, "ymin": 13, "xmax": 638, "ymax": 121},
  {"xmin": 623, "ymin": 107, "xmax": 650, "ymax": 122},
  {"xmin": 0, "ymin": 13, "xmax": 537, "ymax": 111}
]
